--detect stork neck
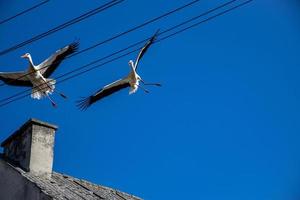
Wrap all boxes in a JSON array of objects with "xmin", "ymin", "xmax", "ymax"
[
  {"xmin": 129, "ymin": 62, "xmax": 136, "ymax": 73},
  {"xmin": 27, "ymin": 55, "xmax": 34, "ymax": 67}
]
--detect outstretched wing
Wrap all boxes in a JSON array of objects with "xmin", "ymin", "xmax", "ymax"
[
  {"xmin": 77, "ymin": 78, "xmax": 130, "ymax": 110},
  {"xmin": 0, "ymin": 71, "xmax": 32, "ymax": 87},
  {"xmin": 134, "ymin": 29, "xmax": 159, "ymax": 70},
  {"xmin": 38, "ymin": 41, "xmax": 79, "ymax": 78}
]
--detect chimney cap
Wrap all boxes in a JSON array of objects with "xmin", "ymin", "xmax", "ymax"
[{"xmin": 1, "ymin": 118, "xmax": 58, "ymax": 147}]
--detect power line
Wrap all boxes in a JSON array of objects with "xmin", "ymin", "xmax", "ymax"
[
  {"xmin": 71, "ymin": 0, "xmax": 202, "ymax": 57},
  {"xmin": 0, "ymin": 0, "xmax": 253, "ymax": 108},
  {"xmin": 54, "ymin": 0, "xmax": 242, "ymax": 81},
  {"xmin": 0, "ymin": 0, "xmax": 202, "ymax": 87},
  {"xmin": 0, "ymin": 0, "xmax": 233, "ymax": 103},
  {"xmin": 0, "ymin": 0, "xmax": 123, "ymax": 56},
  {"xmin": 0, "ymin": 39, "xmax": 148, "ymax": 104},
  {"xmin": 157, "ymin": 0, "xmax": 253, "ymax": 42},
  {"xmin": 0, "ymin": 0, "xmax": 252, "ymax": 106},
  {"xmin": 0, "ymin": 0, "xmax": 50, "ymax": 25}
]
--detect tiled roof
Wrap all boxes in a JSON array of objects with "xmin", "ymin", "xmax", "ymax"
[{"xmin": 6, "ymin": 160, "xmax": 141, "ymax": 200}]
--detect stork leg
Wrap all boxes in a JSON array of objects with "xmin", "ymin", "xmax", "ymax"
[
  {"xmin": 55, "ymin": 89, "xmax": 68, "ymax": 99},
  {"xmin": 45, "ymin": 93, "xmax": 57, "ymax": 108},
  {"xmin": 42, "ymin": 78, "xmax": 67, "ymax": 99},
  {"xmin": 140, "ymin": 79, "xmax": 161, "ymax": 87},
  {"xmin": 137, "ymin": 84, "xmax": 149, "ymax": 93}
]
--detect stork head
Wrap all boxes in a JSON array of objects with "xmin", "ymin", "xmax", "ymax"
[
  {"xmin": 21, "ymin": 53, "xmax": 31, "ymax": 59},
  {"xmin": 128, "ymin": 60, "xmax": 134, "ymax": 67},
  {"xmin": 21, "ymin": 53, "xmax": 34, "ymax": 66}
]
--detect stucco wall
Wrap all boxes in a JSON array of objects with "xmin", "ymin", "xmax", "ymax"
[
  {"xmin": 3, "ymin": 126, "xmax": 32, "ymax": 171},
  {"xmin": 2, "ymin": 121, "xmax": 56, "ymax": 175},
  {"xmin": 0, "ymin": 159, "xmax": 51, "ymax": 200},
  {"xmin": 30, "ymin": 124, "xmax": 55, "ymax": 175}
]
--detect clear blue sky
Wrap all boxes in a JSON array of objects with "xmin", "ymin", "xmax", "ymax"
[{"xmin": 1, "ymin": 0, "xmax": 300, "ymax": 199}]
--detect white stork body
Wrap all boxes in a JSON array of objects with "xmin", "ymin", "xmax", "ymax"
[
  {"xmin": 24, "ymin": 55, "xmax": 55, "ymax": 100},
  {"xmin": 27, "ymin": 69, "xmax": 56, "ymax": 100},
  {"xmin": 77, "ymin": 31, "xmax": 161, "ymax": 110},
  {"xmin": 0, "ymin": 42, "xmax": 79, "ymax": 107}
]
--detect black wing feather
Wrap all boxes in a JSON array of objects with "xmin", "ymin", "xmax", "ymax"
[
  {"xmin": 135, "ymin": 29, "xmax": 159, "ymax": 70},
  {"xmin": 40, "ymin": 41, "xmax": 79, "ymax": 78},
  {"xmin": 77, "ymin": 82, "xmax": 130, "ymax": 110},
  {"xmin": 0, "ymin": 72, "xmax": 32, "ymax": 87}
]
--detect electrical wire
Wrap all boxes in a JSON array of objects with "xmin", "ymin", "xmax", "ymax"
[
  {"xmin": 157, "ymin": 0, "xmax": 253, "ymax": 42},
  {"xmin": 0, "ymin": 0, "xmax": 201, "ymax": 87},
  {"xmin": 0, "ymin": 0, "xmax": 253, "ymax": 108},
  {"xmin": 0, "ymin": 0, "xmax": 253, "ymax": 107},
  {"xmin": 71, "ymin": 0, "xmax": 202, "ymax": 57},
  {"xmin": 0, "ymin": 0, "xmax": 123, "ymax": 56},
  {"xmin": 0, "ymin": 0, "xmax": 236, "ymax": 103},
  {"xmin": 0, "ymin": 0, "xmax": 50, "ymax": 25}
]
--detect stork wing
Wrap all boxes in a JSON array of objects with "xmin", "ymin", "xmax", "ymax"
[
  {"xmin": 38, "ymin": 41, "xmax": 79, "ymax": 78},
  {"xmin": 77, "ymin": 78, "xmax": 130, "ymax": 110},
  {"xmin": 0, "ymin": 71, "xmax": 32, "ymax": 87},
  {"xmin": 134, "ymin": 30, "xmax": 159, "ymax": 70}
]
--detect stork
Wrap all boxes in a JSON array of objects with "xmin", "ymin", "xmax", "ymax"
[
  {"xmin": 0, "ymin": 42, "xmax": 79, "ymax": 107},
  {"xmin": 77, "ymin": 31, "xmax": 161, "ymax": 110}
]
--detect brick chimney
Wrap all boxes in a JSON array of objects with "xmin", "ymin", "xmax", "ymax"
[{"xmin": 1, "ymin": 118, "xmax": 57, "ymax": 175}]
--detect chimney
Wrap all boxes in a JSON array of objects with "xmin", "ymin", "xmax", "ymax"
[{"xmin": 1, "ymin": 118, "xmax": 57, "ymax": 175}]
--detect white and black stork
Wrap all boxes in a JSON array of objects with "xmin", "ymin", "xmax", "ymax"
[
  {"xmin": 0, "ymin": 42, "xmax": 79, "ymax": 107},
  {"xmin": 77, "ymin": 31, "xmax": 161, "ymax": 110}
]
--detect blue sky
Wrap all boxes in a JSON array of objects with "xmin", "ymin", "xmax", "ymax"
[{"xmin": 1, "ymin": 0, "xmax": 300, "ymax": 199}]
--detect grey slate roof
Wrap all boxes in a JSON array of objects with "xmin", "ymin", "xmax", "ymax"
[{"xmin": 6, "ymin": 160, "xmax": 141, "ymax": 200}]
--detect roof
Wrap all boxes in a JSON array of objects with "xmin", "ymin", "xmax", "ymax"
[
  {"xmin": 2, "ymin": 158, "xmax": 141, "ymax": 200},
  {"xmin": 25, "ymin": 172, "xmax": 141, "ymax": 200},
  {"xmin": 1, "ymin": 118, "xmax": 58, "ymax": 147}
]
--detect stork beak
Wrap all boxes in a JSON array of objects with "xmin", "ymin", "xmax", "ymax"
[{"xmin": 21, "ymin": 54, "xmax": 26, "ymax": 58}]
